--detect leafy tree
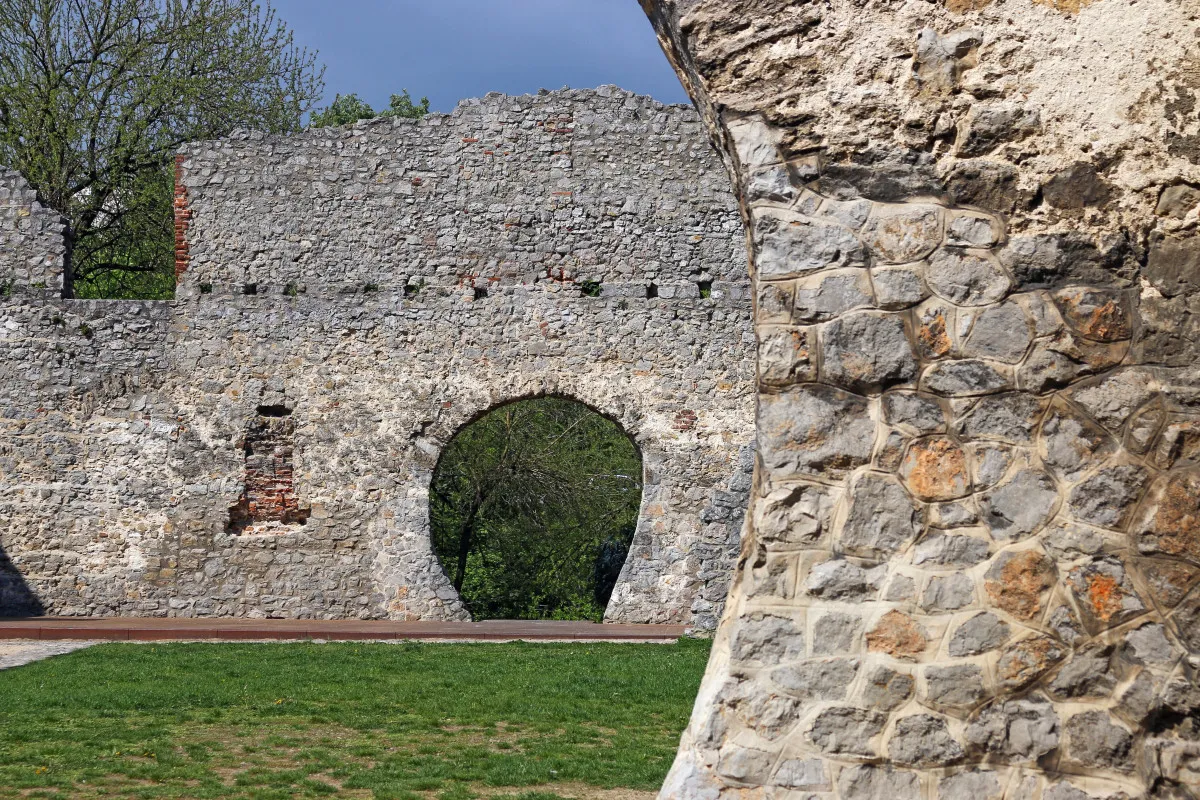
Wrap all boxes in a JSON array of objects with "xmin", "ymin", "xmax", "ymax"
[
  {"xmin": 0, "ymin": 0, "xmax": 325, "ymax": 299},
  {"xmin": 430, "ymin": 397, "xmax": 643, "ymax": 622},
  {"xmin": 309, "ymin": 89, "xmax": 430, "ymax": 128}
]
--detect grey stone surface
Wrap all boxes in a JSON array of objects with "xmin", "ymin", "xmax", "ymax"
[
  {"xmin": 926, "ymin": 249, "xmax": 1012, "ymax": 306},
  {"xmin": 965, "ymin": 698, "xmax": 1060, "ymax": 762},
  {"xmin": 914, "ymin": 534, "xmax": 990, "ymax": 567},
  {"xmin": 922, "ymin": 359, "xmax": 1012, "ymax": 396},
  {"xmin": 836, "ymin": 472, "xmax": 920, "ymax": 560},
  {"xmin": 863, "ymin": 665, "xmax": 914, "ymax": 711},
  {"xmin": 888, "ymin": 713, "xmax": 964, "ymax": 767},
  {"xmin": 919, "ymin": 573, "xmax": 975, "ymax": 613},
  {"xmin": 729, "ymin": 613, "xmax": 806, "ymax": 664},
  {"xmin": 1067, "ymin": 465, "xmax": 1150, "ymax": 529},
  {"xmin": 812, "ymin": 612, "xmax": 862, "ymax": 655},
  {"xmin": 771, "ymin": 657, "xmax": 859, "ymax": 700},
  {"xmin": 758, "ymin": 385, "xmax": 874, "ymax": 479},
  {"xmin": 960, "ymin": 303, "xmax": 1033, "ymax": 363},
  {"xmin": 937, "ymin": 770, "xmax": 1003, "ymax": 800},
  {"xmin": 1047, "ymin": 646, "xmax": 1117, "ymax": 700},
  {"xmin": 836, "ymin": 764, "xmax": 921, "ymax": 800},
  {"xmin": 882, "ymin": 392, "xmax": 945, "ymax": 434},
  {"xmin": 809, "ymin": 707, "xmax": 887, "ymax": 756},
  {"xmin": 1063, "ymin": 710, "xmax": 1133, "ymax": 772},
  {"xmin": 819, "ymin": 311, "xmax": 917, "ymax": 392},
  {"xmin": 948, "ymin": 613, "xmax": 1011, "ymax": 657},
  {"xmin": 980, "ymin": 469, "xmax": 1060, "ymax": 541},
  {"xmin": 957, "ymin": 392, "xmax": 1044, "ymax": 444},
  {"xmin": 805, "ymin": 559, "xmax": 885, "ymax": 601},
  {"xmin": 924, "ymin": 664, "xmax": 987, "ymax": 710}
]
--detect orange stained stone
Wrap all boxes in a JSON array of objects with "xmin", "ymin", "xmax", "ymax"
[
  {"xmin": 900, "ymin": 436, "xmax": 970, "ymax": 501},
  {"xmin": 866, "ymin": 610, "xmax": 928, "ymax": 660}
]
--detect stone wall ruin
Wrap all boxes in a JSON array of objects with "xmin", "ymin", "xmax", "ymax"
[
  {"xmin": 0, "ymin": 87, "xmax": 754, "ymax": 629},
  {"xmin": 641, "ymin": 0, "xmax": 1200, "ymax": 797}
]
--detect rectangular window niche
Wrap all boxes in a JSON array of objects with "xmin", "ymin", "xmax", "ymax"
[{"xmin": 227, "ymin": 404, "xmax": 310, "ymax": 534}]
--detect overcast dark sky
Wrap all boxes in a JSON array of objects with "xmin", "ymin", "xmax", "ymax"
[{"xmin": 281, "ymin": 1, "xmax": 691, "ymax": 116}]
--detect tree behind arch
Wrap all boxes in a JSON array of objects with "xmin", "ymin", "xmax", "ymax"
[
  {"xmin": 0, "ymin": 0, "xmax": 324, "ymax": 298},
  {"xmin": 430, "ymin": 397, "xmax": 644, "ymax": 621}
]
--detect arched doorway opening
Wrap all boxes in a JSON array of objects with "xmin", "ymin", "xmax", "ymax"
[{"xmin": 429, "ymin": 396, "xmax": 644, "ymax": 621}]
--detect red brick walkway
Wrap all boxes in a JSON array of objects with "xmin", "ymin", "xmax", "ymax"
[{"xmin": 0, "ymin": 617, "xmax": 686, "ymax": 643}]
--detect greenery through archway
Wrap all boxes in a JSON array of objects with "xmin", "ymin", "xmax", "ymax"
[{"xmin": 430, "ymin": 396, "xmax": 643, "ymax": 621}]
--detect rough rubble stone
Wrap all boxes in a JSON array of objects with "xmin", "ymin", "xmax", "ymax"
[
  {"xmin": 753, "ymin": 483, "xmax": 836, "ymax": 547},
  {"xmin": 1066, "ymin": 556, "xmax": 1147, "ymax": 632},
  {"xmin": 948, "ymin": 612, "xmax": 1011, "ymax": 657},
  {"xmin": 1048, "ymin": 646, "xmax": 1118, "ymax": 700},
  {"xmin": 924, "ymin": 664, "xmax": 988, "ymax": 710},
  {"xmin": 836, "ymin": 472, "xmax": 920, "ymax": 559},
  {"xmin": 730, "ymin": 613, "xmax": 806, "ymax": 664},
  {"xmin": 863, "ymin": 665, "xmax": 914, "ymax": 711},
  {"xmin": 836, "ymin": 764, "xmax": 921, "ymax": 800},
  {"xmin": 957, "ymin": 392, "xmax": 1044, "ymax": 444},
  {"xmin": 980, "ymin": 469, "xmax": 1060, "ymax": 541},
  {"xmin": 1053, "ymin": 288, "xmax": 1131, "ymax": 343},
  {"xmin": 920, "ymin": 573, "xmax": 975, "ymax": 613},
  {"xmin": 813, "ymin": 611, "xmax": 862, "ymax": 655},
  {"xmin": 1063, "ymin": 711, "xmax": 1134, "ymax": 772},
  {"xmin": 984, "ymin": 549, "xmax": 1054, "ymax": 621},
  {"xmin": 809, "ymin": 707, "xmax": 887, "ymax": 757},
  {"xmin": 996, "ymin": 637, "xmax": 1066, "ymax": 691},
  {"xmin": 1067, "ymin": 465, "xmax": 1150, "ymax": 530},
  {"xmin": 882, "ymin": 391, "xmax": 945, "ymax": 434},
  {"xmin": 1041, "ymin": 403, "xmax": 1118, "ymax": 483},
  {"xmin": 772, "ymin": 757, "xmax": 828, "ymax": 790},
  {"xmin": 937, "ymin": 770, "xmax": 1003, "ymax": 800},
  {"xmin": 900, "ymin": 436, "xmax": 970, "ymax": 501},
  {"xmin": 961, "ymin": 303, "xmax": 1033, "ymax": 364},
  {"xmin": 1121, "ymin": 624, "xmax": 1178, "ymax": 666},
  {"xmin": 754, "ymin": 211, "xmax": 866, "ymax": 279},
  {"xmin": 772, "ymin": 658, "xmax": 860, "ymax": 700},
  {"xmin": 758, "ymin": 325, "xmax": 815, "ymax": 386},
  {"xmin": 805, "ymin": 559, "xmax": 885, "ymax": 601},
  {"xmin": 888, "ymin": 713, "xmax": 965, "ymax": 767},
  {"xmin": 758, "ymin": 385, "xmax": 874, "ymax": 479},
  {"xmin": 860, "ymin": 205, "xmax": 943, "ymax": 264},
  {"xmin": 965, "ymin": 698, "xmax": 1060, "ymax": 762},
  {"xmin": 792, "ymin": 268, "xmax": 874, "ymax": 323},
  {"xmin": 820, "ymin": 311, "xmax": 917, "ymax": 392},
  {"xmin": 914, "ymin": 534, "xmax": 990, "ymax": 567},
  {"xmin": 872, "ymin": 265, "xmax": 929, "ymax": 309},
  {"xmin": 922, "ymin": 359, "xmax": 1013, "ymax": 396},
  {"xmin": 926, "ymin": 249, "xmax": 1013, "ymax": 306},
  {"xmin": 866, "ymin": 610, "xmax": 927, "ymax": 660}
]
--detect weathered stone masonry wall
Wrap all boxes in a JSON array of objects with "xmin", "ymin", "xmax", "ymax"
[
  {"xmin": 0, "ymin": 88, "xmax": 755, "ymax": 629},
  {"xmin": 642, "ymin": 0, "xmax": 1200, "ymax": 798}
]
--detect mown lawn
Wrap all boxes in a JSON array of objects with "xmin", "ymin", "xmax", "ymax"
[{"xmin": 0, "ymin": 639, "xmax": 711, "ymax": 800}]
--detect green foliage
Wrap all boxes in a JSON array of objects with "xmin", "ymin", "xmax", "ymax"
[
  {"xmin": 0, "ymin": 0, "xmax": 325, "ymax": 298},
  {"xmin": 309, "ymin": 89, "xmax": 430, "ymax": 128},
  {"xmin": 431, "ymin": 397, "xmax": 643, "ymax": 622},
  {"xmin": 0, "ymin": 639, "xmax": 710, "ymax": 797}
]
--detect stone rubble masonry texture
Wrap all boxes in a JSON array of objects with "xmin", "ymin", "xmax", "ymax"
[
  {"xmin": 640, "ymin": 0, "xmax": 1200, "ymax": 798},
  {"xmin": 0, "ymin": 87, "xmax": 755, "ymax": 630}
]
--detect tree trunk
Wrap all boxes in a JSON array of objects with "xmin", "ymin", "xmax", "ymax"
[{"xmin": 453, "ymin": 497, "xmax": 483, "ymax": 592}]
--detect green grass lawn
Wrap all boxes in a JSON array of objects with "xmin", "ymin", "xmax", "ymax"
[{"xmin": 0, "ymin": 639, "xmax": 711, "ymax": 800}]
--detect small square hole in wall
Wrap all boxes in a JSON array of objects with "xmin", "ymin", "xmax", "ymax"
[
  {"xmin": 698, "ymin": 281, "xmax": 713, "ymax": 299},
  {"xmin": 645, "ymin": 282, "xmax": 659, "ymax": 299},
  {"xmin": 579, "ymin": 281, "xmax": 602, "ymax": 298},
  {"xmin": 243, "ymin": 283, "xmax": 258, "ymax": 295},
  {"xmin": 474, "ymin": 286, "xmax": 488, "ymax": 300},
  {"xmin": 200, "ymin": 284, "xmax": 213, "ymax": 294}
]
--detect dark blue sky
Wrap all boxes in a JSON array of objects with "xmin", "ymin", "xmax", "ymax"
[{"xmin": 281, "ymin": 1, "xmax": 691, "ymax": 115}]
